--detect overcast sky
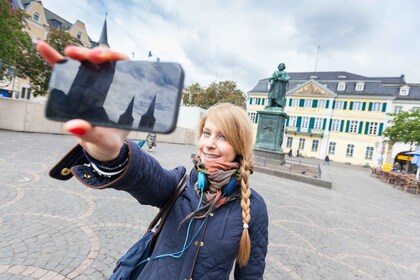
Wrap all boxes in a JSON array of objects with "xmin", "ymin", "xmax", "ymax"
[{"xmin": 40, "ymin": 0, "xmax": 420, "ymax": 93}]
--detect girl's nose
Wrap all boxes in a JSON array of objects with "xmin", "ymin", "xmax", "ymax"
[{"xmin": 205, "ymin": 136, "xmax": 216, "ymax": 148}]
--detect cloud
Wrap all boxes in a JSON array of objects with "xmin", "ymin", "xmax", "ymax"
[{"xmin": 40, "ymin": 0, "xmax": 420, "ymax": 93}]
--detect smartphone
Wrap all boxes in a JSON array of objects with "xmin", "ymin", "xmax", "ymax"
[{"xmin": 45, "ymin": 58, "xmax": 184, "ymax": 134}]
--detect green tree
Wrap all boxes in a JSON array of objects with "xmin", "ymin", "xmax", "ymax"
[
  {"xmin": 182, "ymin": 80, "xmax": 246, "ymax": 109},
  {"xmin": 16, "ymin": 28, "xmax": 79, "ymax": 96},
  {"xmin": 0, "ymin": 0, "xmax": 32, "ymax": 80},
  {"xmin": 383, "ymin": 110, "xmax": 420, "ymax": 149}
]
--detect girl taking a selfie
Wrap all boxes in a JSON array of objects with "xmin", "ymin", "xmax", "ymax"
[{"xmin": 37, "ymin": 41, "xmax": 268, "ymax": 280}]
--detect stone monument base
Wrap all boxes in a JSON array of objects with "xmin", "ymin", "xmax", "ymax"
[
  {"xmin": 254, "ymin": 148, "xmax": 286, "ymax": 165},
  {"xmin": 253, "ymin": 107, "xmax": 288, "ymax": 165}
]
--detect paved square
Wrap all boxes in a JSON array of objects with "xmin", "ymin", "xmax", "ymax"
[{"xmin": 1, "ymin": 130, "xmax": 420, "ymax": 279}]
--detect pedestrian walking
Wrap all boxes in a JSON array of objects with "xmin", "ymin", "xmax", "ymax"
[
  {"xmin": 288, "ymin": 149, "xmax": 293, "ymax": 157},
  {"xmin": 324, "ymin": 155, "xmax": 330, "ymax": 165},
  {"xmin": 146, "ymin": 133, "xmax": 156, "ymax": 151},
  {"xmin": 37, "ymin": 41, "xmax": 268, "ymax": 279}
]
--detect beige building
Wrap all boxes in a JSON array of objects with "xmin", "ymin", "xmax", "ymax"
[
  {"xmin": 248, "ymin": 71, "xmax": 420, "ymax": 167},
  {"xmin": 1, "ymin": 0, "xmax": 100, "ymax": 101}
]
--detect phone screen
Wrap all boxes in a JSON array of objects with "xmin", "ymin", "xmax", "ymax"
[{"xmin": 45, "ymin": 58, "xmax": 184, "ymax": 134}]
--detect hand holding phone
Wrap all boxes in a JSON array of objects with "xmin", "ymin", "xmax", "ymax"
[
  {"xmin": 37, "ymin": 41, "xmax": 146, "ymax": 161},
  {"xmin": 46, "ymin": 58, "xmax": 184, "ymax": 134}
]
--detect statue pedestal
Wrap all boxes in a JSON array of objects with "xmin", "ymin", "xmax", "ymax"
[{"xmin": 254, "ymin": 107, "xmax": 288, "ymax": 165}]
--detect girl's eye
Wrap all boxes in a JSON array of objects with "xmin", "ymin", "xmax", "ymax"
[
  {"xmin": 218, "ymin": 134, "xmax": 226, "ymax": 140},
  {"xmin": 203, "ymin": 130, "xmax": 211, "ymax": 136}
]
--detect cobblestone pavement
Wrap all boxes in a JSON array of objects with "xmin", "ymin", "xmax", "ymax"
[{"xmin": 1, "ymin": 130, "xmax": 420, "ymax": 279}]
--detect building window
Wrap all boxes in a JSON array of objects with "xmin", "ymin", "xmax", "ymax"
[
  {"xmin": 20, "ymin": 87, "xmax": 31, "ymax": 100},
  {"xmin": 365, "ymin": 147, "xmax": 374, "ymax": 160},
  {"xmin": 50, "ymin": 19, "xmax": 62, "ymax": 29},
  {"xmin": 337, "ymin": 82, "xmax": 346, "ymax": 91},
  {"xmin": 33, "ymin": 12, "xmax": 39, "ymax": 22},
  {"xmin": 328, "ymin": 142, "xmax": 336, "ymax": 155},
  {"xmin": 372, "ymin": 102, "xmax": 381, "ymax": 112},
  {"xmin": 368, "ymin": 122, "xmax": 379, "ymax": 135},
  {"xmin": 349, "ymin": 121, "xmax": 359, "ymax": 133},
  {"xmin": 291, "ymin": 98, "xmax": 299, "ymax": 107},
  {"xmin": 346, "ymin": 144, "xmax": 354, "ymax": 157},
  {"xmin": 394, "ymin": 106, "xmax": 402, "ymax": 113},
  {"xmin": 355, "ymin": 82, "xmax": 365, "ymax": 91},
  {"xmin": 298, "ymin": 138, "xmax": 305, "ymax": 150},
  {"xmin": 248, "ymin": 112, "xmax": 257, "ymax": 123},
  {"xmin": 301, "ymin": 117, "xmax": 309, "ymax": 130},
  {"xmin": 318, "ymin": 99, "xmax": 326, "ymax": 108},
  {"xmin": 249, "ymin": 98, "xmax": 258, "ymax": 105},
  {"xmin": 399, "ymin": 86, "xmax": 410, "ymax": 96},
  {"xmin": 286, "ymin": 137, "xmax": 293, "ymax": 148},
  {"xmin": 334, "ymin": 101, "xmax": 344, "ymax": 110},
  {"xmin": 289, "ymin": 116, "xmax": 298, "ymax": 127},
  {"xmin": 77, "ymin": 31, "xmax": 82, "ymax": 40},
  {"xmin": 304, "ymin": 99, "xmax": 312, "ymax": 108},
  {"xmin": 314, "ymin": 118, "xmax": 323, "ymax": 130},
  {"xmin": 311, "ymin": 140, "xmax": 319, "ymax": 152},
  {"xmin": 353, "ymin": 101, "xmax": 362, "ymax": 111},
  {"xmin": 331, "ymin": 119, "xmax": 341, "ymax": 132}
]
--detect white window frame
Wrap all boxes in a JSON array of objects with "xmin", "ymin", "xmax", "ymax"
[
  {"xmin": 334, "ymin": 101, "xmax": 344, "ymax": 110},
  {"xmin": 328, "ymin": 142, "xmax": 336, "ymax": 155},
  {"xmin": 399, "ymin": 85, "xmax": 410, "ymax": 96},
  {"xmin": 349, "ymin": 121, "xmax": 359, "ymax": 133},
  {"xmin": 331, "ymin": 119, "xmax": 341, "ymax": 132},
  {"xmin": 311, "ymin": 140, "xmax": 319, "ymax": 152},
  {"xmin": 77, "ymin": 31, "xmax": 82, "ymax": 40},
  {"xmin": 368, "ymin": 122, "xmax": 379, "ymax": 135},
  {"xmin": 365, "ymin": 146, "xmax": 374, "ymax": 160},
  {"xmin": 289, "ymin": 116, "xmax": 297, "ymax": 127},
  {"xmin": 291, "ymin": 98, "xmax": 300, "ymax": 107},
  {"xmin": 301, "ymin": 117, "xmax": 310, "ymax": 129},
  {"xmin": 372, "ymin": 102, "xmax": 381, "ymax": 112},
  {"xmin": 286, "ymin": 137, "xmax": 293, "ymax": 148},
  {"xmin": 346, "ymin": 144, "xmax": 354, "ymax": 157},
  {"xmin": 298, "ymin": 138, "xmax": 305, "ymax": 150},
  {"xmin": 304, "ymin": 99, "xmax": 312, "ymax": 108},
  {"xmin": 355, "ymin": 82, "xmax": 365, "ymax": 91},
  {"xmin": 394, "ymin": 106, "xmax": 402, "ymax": 114},
  {"xmin": 318, "ymin": 99, "xmax": 326, "ymax": 109},
  {"xmin": 337, "ymin": 82, "xmax": 346, "ymax": 91},
  {"xmin": 353, "ymin": 101, "xmax": 362, "ymax": 111},
  {"xmin": 314, "ymin": 118, "xmax": 323, "ymax": 130}
]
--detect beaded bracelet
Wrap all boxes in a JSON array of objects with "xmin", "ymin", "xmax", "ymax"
[
  {"xmin": 83, "ymin": 141, "xmax": 129, "ymax": 170},
  {"xmin": 89, "ymin": 162, "xmax": 126, "ymax": 178},
  {"xmin": 83, "ymin": 141, "xmax": 129, "ymax": 177}
]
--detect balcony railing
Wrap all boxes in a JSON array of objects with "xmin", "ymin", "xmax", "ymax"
[{"xmin": 285, "ymin": 127, "xmax": 324, "ymax": 137}]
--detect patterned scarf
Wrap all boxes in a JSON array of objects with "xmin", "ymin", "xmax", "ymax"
[{"xmin": 178, "ymin": 157, "xmax": 241, "ymax": 228}]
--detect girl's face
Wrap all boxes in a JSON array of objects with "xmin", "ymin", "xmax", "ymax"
[{"xmin": 198, "ymin": 119, "xmax": 236, "ymax": 163}]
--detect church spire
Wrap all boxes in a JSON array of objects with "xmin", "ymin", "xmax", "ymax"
[
  {"xmin": 118, "ymin": 96, "xmax": 135, "ymax": 126},
  {"xmin": 139, "ymin": 95, "xmax": 157, "ymax": 130},
  {"xmin": 98, "ymin": 13, "xmax": 110, "ymax": 48}
]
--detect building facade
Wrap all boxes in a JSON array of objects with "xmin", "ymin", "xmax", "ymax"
[
  {"xmin": 1, "ymin": 0, "xmax": 98, "ymax": 101},
  {"xmin": 248, "ymin": 71, "xmax": 420, "ymax": 166}
]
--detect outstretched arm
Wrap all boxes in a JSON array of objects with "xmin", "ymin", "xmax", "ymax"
[{"xmin": 37, "ymin": 41, "xmax": 130, "ymax": 162}]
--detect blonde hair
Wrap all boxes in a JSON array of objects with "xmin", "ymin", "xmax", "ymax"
[{"xmin": 198, "ymin": 102, "xmax": 253, "ymax": 267}]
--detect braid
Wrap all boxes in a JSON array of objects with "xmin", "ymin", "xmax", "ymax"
[{"xmin": 236, "ymin": 159, "xmax": 251, "ymax": 267}]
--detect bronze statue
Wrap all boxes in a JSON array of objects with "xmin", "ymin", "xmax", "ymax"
[{"xmin": 268, "ymin": 63, "xmax": 290, "ymax": 108}]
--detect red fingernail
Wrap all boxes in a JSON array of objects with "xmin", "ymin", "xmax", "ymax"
[{"xmin": 68, "ymin": 127, "xmax": 86, "ymax": 136}]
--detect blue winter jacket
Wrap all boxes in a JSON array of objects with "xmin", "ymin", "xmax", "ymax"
[{"xmin": 50, "ymin": 140, "xmax": 269, "ymax": 279}]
